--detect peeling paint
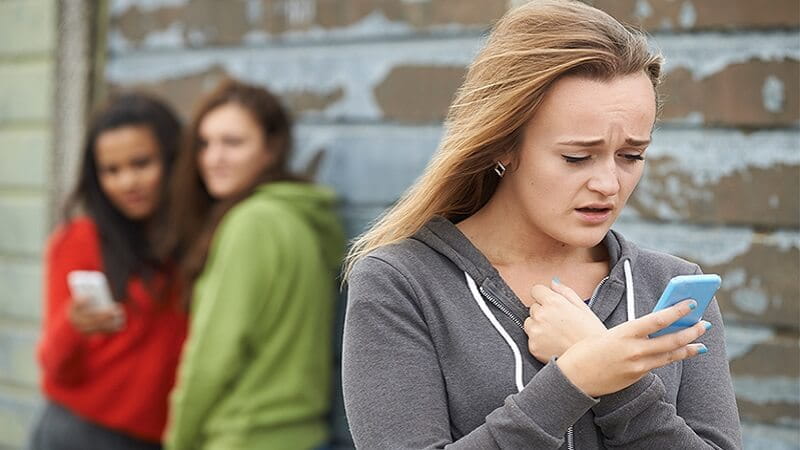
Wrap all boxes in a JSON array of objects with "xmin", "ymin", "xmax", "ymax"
[
  {"xmin": 274, "ymin": 0, "xmax": 317, "ymax": 27},
  {"xmin": 765, "ymin": 231, "xmax": 800, "ymax": 252},
  {"xmin": 612, "ymin": 220, "xmax": 800, "ymax": 270},
  {"xmin": 106, "ymin": 37, "xmax": 481, "ymax": 120},
  {"xmin": 646, "ymin": 129, "xmax": 800, "ymax": 186},
  {"xmin": 613, "ymin": 220, "xmax": 756, "ymax": 266},
  {"xmin": 731, "ymin": 277, "xmax": 770, "ymax": 315},
  {"xmin": 678, "ymin": 1, "xmax": 697, "ymax": 28},
  {"xmin": 763, "ymin": 75, "xmax": 786, "ymax": 113},
  {"xmin": 634, "ymin": 0, "xmax": 654, "ymax": 20},
  {"xmin": 108, "ymin": 29, "xmax": 132, "ymax": 53},
  {"xmin": 724, "ymin": 324, "xmax": 775, "ymax": 360},
  {"xmin": 110, "ymin": 0, "xmax": 189, "ymax": 16},
  {"xmin": 742, "ymin": 422, "xmax": 800, "ymax": 450},
  {"xmin": 245, "ymin": 0, "xmax": 263, "ymax": 25},
  {"xmin": 652, "ymin": 32, "xmax": 800, "ymax": 79},
  {"xmin": 142, "ymin": 22, "xmax": 185, "ymax": 48},
  {"xmin": 734, "ymin": 376, "xmax": 800, "ymax": 405}
]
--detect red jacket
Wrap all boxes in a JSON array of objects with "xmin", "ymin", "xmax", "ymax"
[{"xmin": 37, "ymin": 218, "xmax": 188, "ymax": 443}]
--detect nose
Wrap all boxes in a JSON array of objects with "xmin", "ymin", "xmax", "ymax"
[
  {"xmin": 118, "ymin": 168, "xmax": 138, "ymax": 191},
  {"xmin": 586, "ymin": 158, "xmax": 620, "ymax": 197}
]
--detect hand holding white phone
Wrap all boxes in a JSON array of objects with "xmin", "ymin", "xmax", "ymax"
[{"xmin": 67, "ymin": 271, "xmax": 116, "ymax": 311}]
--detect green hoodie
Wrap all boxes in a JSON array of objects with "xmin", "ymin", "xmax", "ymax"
[{"xmin": 167, "ymin": 182, "xmax": 345, "ymax": 450}]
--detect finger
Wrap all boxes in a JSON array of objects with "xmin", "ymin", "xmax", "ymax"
[
  {"xmin": 528, "ymin": 302, "xmax": 541, "ymax": 318},
  {"xmin": 619, "ymin": 299, "xmax": 697, "ymax": 337},
  {"xmin": 530, "ymin": 284, "xmax": 570, "ymax": 307},
  {"xmin": 523, "ymin": 317, "xmax": 534, "ymax": 335},
  {"xmin": 646, "ymin": 320, "xmax": 711, "ymax": 354},
  {"xmin": 71, "ymin": 296, "xmax": 92, "ymax": 312},
  {"xmin": 550, "ymin": 278, "xmax": 585, "ymax": 308},
  {"xmin": 643, "ymin": 343, "xmax": 708, "ymax": 371}
]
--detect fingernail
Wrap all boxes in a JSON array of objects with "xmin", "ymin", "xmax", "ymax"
[
  {"xmin": 552, "ymin": 277, "xmax": 560, "ymax": 285},
  {"xmin": 688, "ymin": 300, "xmax": 697, "ymax": 310},
  {"xmin": 703, "ymin": 321, "xmax": 713, "ymax": 331},
  {"xmin": 697, "ymin": 344, "xmax": 708, "ymax": 355}
]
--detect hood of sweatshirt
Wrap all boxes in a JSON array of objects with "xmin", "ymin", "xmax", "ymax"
[
  {"xmin": 412, "ymin": 216, "xmax": 637, "ymax": 324},
  {"xmin": 253, "ymin": 181, "xmax": 345, "ymax": 273}
]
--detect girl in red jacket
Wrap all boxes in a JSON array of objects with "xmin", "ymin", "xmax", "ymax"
[{"xmin": 30, "ymin": 94, "xmax": 188, "ymax": 450}]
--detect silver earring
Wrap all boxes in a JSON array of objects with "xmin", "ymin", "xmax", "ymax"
[{"xmin": 494, "ymin": 161, "xmax": 506, "ymax": 178}]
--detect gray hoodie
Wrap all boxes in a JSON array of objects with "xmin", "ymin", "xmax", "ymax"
[{"xmin": 342, "ymin": 216, "xmax": 742, "ymax": 449}]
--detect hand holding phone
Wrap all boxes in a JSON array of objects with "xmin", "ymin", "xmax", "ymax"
[
  {"xmin": 650, "ymin": 274, "xmax": 721, "ymax": 337},
  {"xmin": 67, "ymin": 271, "xmax": 115, "ymax": 311}
]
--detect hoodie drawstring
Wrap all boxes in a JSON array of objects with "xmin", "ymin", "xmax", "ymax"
[{"xmin": 464, "ymin": 259, "xmax": 636, "ymax": 394}]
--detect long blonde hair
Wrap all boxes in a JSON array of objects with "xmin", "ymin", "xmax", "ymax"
[{"xmin": 344, "ymin": 0, "xmax": 662, "ymax": 278}]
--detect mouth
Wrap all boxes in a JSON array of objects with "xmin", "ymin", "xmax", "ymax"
[{"xmin": 575, "ymin": 205, "xmax": 614, "ymax": 224}]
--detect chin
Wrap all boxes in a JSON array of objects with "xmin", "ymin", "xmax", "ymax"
[{"xmin": 559, "ymin": 228, "xmax": 609, "ymax": 249}]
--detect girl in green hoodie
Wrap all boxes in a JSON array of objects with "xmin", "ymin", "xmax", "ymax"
[{"xmin": 162, "ymin": 79, "xmax": 344, "ymax": 450}]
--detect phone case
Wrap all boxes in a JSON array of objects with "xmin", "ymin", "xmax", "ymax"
[
  {"xmin": 650, "ymin": 274, "xmax": 721, "ymax": 337},
  {"xmin": 67, "ymin": 271, "xmax": 115, "ymax": 310}
]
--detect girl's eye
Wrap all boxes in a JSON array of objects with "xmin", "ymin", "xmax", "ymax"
[
  {"xmin": 562, "ymin": 155, "xmax": 590, "ymax": 164},
  {"xmin": 132, "ymin": 157, "xmax": 152, "ymax": 168},
  {"xmin": 621, "ymin": 154, "xmax": 645, "ymax": 162}
]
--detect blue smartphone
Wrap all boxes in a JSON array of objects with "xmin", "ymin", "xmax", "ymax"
[{"xmin": 649, "ymin": 274, "xmax": 721, "ymax": 337}]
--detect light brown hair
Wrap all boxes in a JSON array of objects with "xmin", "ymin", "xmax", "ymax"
[{"xmin": 344, "ymin": 0, "xmax": 662, "ymax": 279}]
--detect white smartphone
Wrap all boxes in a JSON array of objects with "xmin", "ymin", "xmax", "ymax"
[{"xmin": 67, "ymin": 271, "xmax": 116, "ymax": 311}]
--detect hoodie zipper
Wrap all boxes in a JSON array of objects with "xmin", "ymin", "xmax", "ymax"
[
  {"xmin": 478, "ymin": 285, "xmax": 525, "ymax": 330},
  {"xmin": 479, "ymin": 277, "xmax": 610, "ymax": 450},
  {"xmin": 587, "ymin": 276, "xmax": 609, "ymax": 308}
]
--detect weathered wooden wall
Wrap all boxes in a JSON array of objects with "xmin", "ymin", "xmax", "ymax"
[{"xmin": 102, "ymin": 1, "xmax": 800, "ymax": 448}]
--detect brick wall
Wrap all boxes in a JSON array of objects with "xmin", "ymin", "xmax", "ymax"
[{"xmin": 0, "ymin": 0, "xmax": 56, "ymax": 448}]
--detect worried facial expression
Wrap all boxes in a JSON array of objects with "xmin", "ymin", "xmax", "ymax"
[
  {"xmin": 95, "ymin": 125, "xmax": 164, "ymax": 221},
  {"xmin": 197, "ymin": 103, "xmax": 275, "ymax": 200},
  {"xmin": 498, "ymin": 73, "xmax": 656, "ymax": 248}
]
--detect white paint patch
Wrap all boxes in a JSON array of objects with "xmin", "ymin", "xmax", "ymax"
[
  {"xmin": 110, "ymin": 0, "xmax": 190, "ymax": 16},
  {"xmin": 723, "ymin": 268, "xmax": 747, "ymax": 289},
  {"xmin": 107, "ymin": 30, "xmax": 132, "ymax": 54},
  {"xmin": 647, "ymin": 129, "xmax": 800, "ymax": 186},
  {"xmin": 142, "ymin": 22, "xmax": 185, "ymax": 48},
  {"xmin": 769, "ymin": 194, "xmax": 780, "ymax": 208},
  {"xmin": 280, "ymin": 11, "xmax": 415, "ymax": 41},
  {"xmin": 762, "ymin": 75, "xmax": 786, "ymax": 113},
  {"xmin": 245, "ymin": 0, "xmax": 264, "ymax": 25},
  {"xmin": 724, "ymin": 323, "xmax": 775, "ymax": 360},
  {"xmin": 612, "ymin": 220, "xmax": 755, "ymax": 266},
  {"xmin": 652, "ymin": 32, "xmax": 800, "ymax": 79},
  {"xmin": 765, "ymin": 231, "xmax": 800, "ymax": 252},
  {"xmin": 679, "ymin": 1, "xmax": 697, "ymax": 28},
  {"xmin": 731, "ymin": 277, "xmax": 770, "ymax": 315},
  {"xmin": 741, "ymin": 422, "xmax": 800, "ymax": 450},
  {"xmin": 634, "ymin": 0, "xmax": 654, "ymax": 20},
  {"xmin": 274, "ymin": 0, "xmax": 316, "ymax": 27},
  {"xmin": 734, "ymin": 376, "xmax": 800, "ymax": 404},
  {"xmin": 106, "ymin": 37, "xmax": 482, "ymax": 121},
  {"xmin": 187, "ymin": 30, "xmax": 207, "ymax": 47},
  {"xmin": 242, "ymin": 30, "xmax": 270, "ymax": 46}
]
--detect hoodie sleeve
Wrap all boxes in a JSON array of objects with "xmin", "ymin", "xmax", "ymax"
[
  {"xmin": 166, "ymin": 205, "xmax": 280, "ymax": 450},
  {"xmin": 343, "ymin": 256, "xmax": 598, "ymax": 449},
  {"xmin": 591, "ymin": 265, "xmax": 743, "ymax": 449},
  {"xmin": 38, "ymin": 221, "xmax": 96, "ymax": 385}
]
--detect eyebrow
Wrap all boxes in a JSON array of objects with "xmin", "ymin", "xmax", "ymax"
[{"xmin": 557, "ymin": 137, "xmax": 651, "ymax": 147}]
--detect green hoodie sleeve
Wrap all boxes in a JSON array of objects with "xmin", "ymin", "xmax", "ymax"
[{"xmin": 166, "ymin": 203, "xmax": 282, "ymax": 450}]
